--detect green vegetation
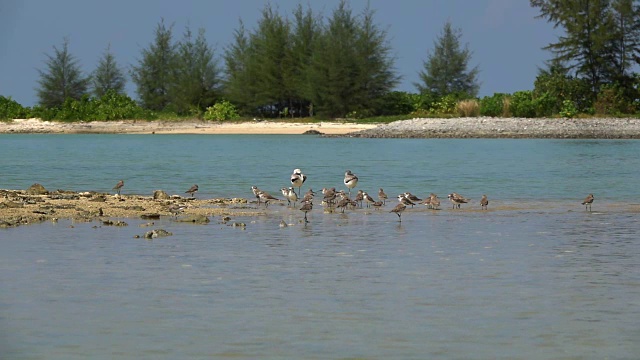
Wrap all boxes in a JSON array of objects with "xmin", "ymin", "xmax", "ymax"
[
  {"xmin": 92, "ymin": 44, "xmax": 126, "ymax": 98},
  {"xmin": 416, "ymin": 20, "xmax": 479, "ymax": 99},
  {"xmin": 0, "ymin": 96, "xmax": 30, "ymax": 120},
  {"xmin": 36, "ymin": 37, "xmax": 91, "ymax": 108},
  {"xmin": 3, "ymin": 0, "xmax": 640, "ymax": 123},
  {"xmin": 203, "ymin": 100, "xmax": 240, "ymax": 121}
]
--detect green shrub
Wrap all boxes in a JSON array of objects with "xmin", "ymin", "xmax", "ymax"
[
  {"xmin": 429, "ymin": 94, "xmax": 458, "ymax": 115},
  {"xmin": 93, "ymin": 90, "xmax": 153, "ymax": 120},
  {"xmin": 480, "ymin": 93, "xmax": 507, "ymax": 117},
  {"xmin": 375, "ymin": 91, "xmax": 415, "ymax": 116},
  {"xmin": 510, "ymin": 91, "xmax": 537, "ymax": 118},
  {"xmin": 203, "ymin": 100, "xmax": 240, "ymax": 121},
  {"xmin": 532, "ymin": 91, "xmax": 556, "ymax": 117},
  {"xmin": 593, "ymin": 84, "xmax": 634, "ymax": 116},
  {"xmin": 559, "ymin": 99, "xmax": 578, "ymax": 118},
  {"xmin": 0, "ymin": 95, "xmax": 30, "ymax": 120}
]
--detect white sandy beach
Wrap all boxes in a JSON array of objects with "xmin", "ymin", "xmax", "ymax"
[{"xmin": 0, "ymin": 118, "xmax": 378, "ymax": 135}]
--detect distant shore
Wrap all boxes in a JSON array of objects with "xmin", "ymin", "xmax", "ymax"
[
  {"xmin": 346, "ymin": 117, "xmax": 640, "ymax": 139},
  {"xmin": 0, "ymin": 118, "xmax": 377, "ymax": 135},
  {"xmin": 2, "ymin": 117, "xmax": 640, "ymax": 138}
]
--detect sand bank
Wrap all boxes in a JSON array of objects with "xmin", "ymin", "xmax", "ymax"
[{"xmin": 0, "ymin": 118, "xmax": 378, "ymax": 135}]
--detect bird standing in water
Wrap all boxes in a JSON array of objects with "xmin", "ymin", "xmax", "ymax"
[
  {"xmin": 113, "ymin": 180, "xmax": 124, "ymax": 195},
  {"xmin": 582, "ymin": 194, "xmax": 594, "ymax": 212}
]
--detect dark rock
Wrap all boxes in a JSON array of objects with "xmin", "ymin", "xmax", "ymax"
[
  {"xmin": 176, "ymin": 214, "xmax": 210, "ymax": 224},
  {"xmin": 153, "ymin": 190, "xmax": 170, "ymax": 200},
  {"xmin": 302, "ymin": 129, "xmax": 324, "ymax": 135},
  {"xmin": 26, "ymin": 183, "xmax": 48, "ymax": 195},
  {"xmin": 102, "ymin": 220, "xmax": 128, "ymax": 226},
  {"xmin": 0, "ymin": 200, "xmax": 23, "ymax": 208},
  {"xmin": 143, "ymin": 229, "xmax": 173, "ymax": 239},
  {"xmin": 140, "ymin": 213, "xmax": 161, "ymax": 219}
]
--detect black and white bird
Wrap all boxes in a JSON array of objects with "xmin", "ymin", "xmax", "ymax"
[
  {"xmin": 343, "ymin": 170, "xmax": 359, "ymax": 196},
  {"xmin": 290, "ymin": 168, "xmax": 307, "ymax": 196}
]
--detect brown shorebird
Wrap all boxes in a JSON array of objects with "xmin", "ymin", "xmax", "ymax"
[
  {"xmin": 185, "ymin": 184, "xmax": 198, "ymax": 198},
  {"xmin": 167, "ymin": 203, "xmax": 186, "ymax": 218},
  {"xmin": 343, "ymin": 170, "xmax": 359, "ymax": 196},
  {"xmin": 480, "ymin": 194, "xmax": 489, "ymax": 210},
  {"xmin": 404, "ymin": 192, "xmax": 422, "ymax": 203},
  {"xmin": 371, "ymin": 201, "xmax": 384, "ymax": 210},
  {"xmin": 354, "ymin": 189, "xmax": 364, "ymax": 208},
  {"xmin": 421, "ymin": 196, "xmax": 432, "ymax": 209},
  {"xmin": 258, "ymin": 191, "xmax": 279, "ymax": 208},
  {"xmin": 363, "ymin": 191, "xmax": 376, "ymax": 208},
  {"xmin": 378, "ymin": 188, "xmax": 388, "ymax": 204},
  {"xmin": 299, "ymin": 200, "xmax": 313, "ymax": 222},
  {"xmin": 113, "ymin": 180, "xmax": 124, "ymax": 195},
  {"xmin": 448, "ymin": 193, "xmax": 469, "ymax": 209},
  {"xmin": 336, "ymin": 196, "xmax": 351, "ymax": 213},
  {"xmin": 581, "ymin": 194, "xmax": 594, "ymax": 212},
  {"xmin": 429, "ymin": 193, "xmax": 441, "ymax": 210},
  {"xmin": 251, "ymin": 185, "xmax": 263, "ymax": 205},
  {"xmin": 290, "ymin": 168, "xmax": 307, "ymax": 196},
  {"xmin": 301, "ymin": 188, "xmax": 315, "ymax": 203},
  {"xmin": 399, "ymin": 193, "xmax": 416, "ymax": 208},
  {"xmin": 390, "ymin": 195, "xmax": 407, "ymax": 222},
  {"xmin": 322, "ymin": 187, "xmax": 337, "ymax": 206}
]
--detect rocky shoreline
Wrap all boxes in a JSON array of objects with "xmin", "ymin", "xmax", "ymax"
[
  {"xmin": 3, "ymin": 117, "xmax": 640, "ymax": 138},
  {"xmin": 344, "ymin": 117, "xmax": 640, "ymax": 138},
  {"xmin": 0, "ymin": 184, "xmax": 261, "ymax": 229}
]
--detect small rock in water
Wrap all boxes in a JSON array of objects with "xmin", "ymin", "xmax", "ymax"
[
  {"xmin": 143, "ymin": 229, "xmax": 173, "ymax": 239},
  {"xmin": 102, "ymin": 220, "xmax": 128, "ymax": 226},
  {"xmin": 279, "ymin": 220, "xmax": 288, "ymax": 228}
]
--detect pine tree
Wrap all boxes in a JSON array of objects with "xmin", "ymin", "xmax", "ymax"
[
  {"xmin": 92, "ymin": 44, "xmax": 126, "ymax": 98},
  {"xmin": 36, "ymin": 37, "xmax": 90, "ymax": 108},
  {"xmin": 130, "ymin": 19, "xmax": 176, "ymax": 111},
  {"xmin": 171, "ymin": 26, "xmax": 221, "ymax": 115},
  {"xmin": 609, "ymin": 0, "xmax": 640, "ymax": 80},
  {"xmin": 288, "ymin": 4, "xmax": 320, "ymax": 117},
  {"xmin": 352, "ymin": 4, "xmax": 400, "ymax": 115},
  {"xmin": 307, "ymin": 0, "xmax": 398, "ymax": 118},
  {"xmin": 248, "ymin": 4, "xmax": 292, "ymax": 117},
  {"xmin": 415, "ymin": 20, "xmax": 479, "ymax": 99},
  {"xmin": 223, "ymin": 20, "xmax": 257, "ymax": 114}
]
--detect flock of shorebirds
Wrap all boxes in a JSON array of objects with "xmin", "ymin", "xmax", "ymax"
[{"xmin": 112, "ymin": 171, "xmax": 596, "ymax": 223}]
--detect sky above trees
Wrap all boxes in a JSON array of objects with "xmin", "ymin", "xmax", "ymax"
[{"xmin": 0, "ymin": 0, "xmax": 557, "ymax": 106}]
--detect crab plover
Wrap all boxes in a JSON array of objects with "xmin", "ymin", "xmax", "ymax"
[{"xmin": 343, "ymin": 170, "xmax": 359, "ymax": 196}]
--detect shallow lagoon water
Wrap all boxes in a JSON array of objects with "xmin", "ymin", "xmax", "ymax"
[{"xmin": 1, "ymin": 135, "xmax": 640, "ymax": 359}]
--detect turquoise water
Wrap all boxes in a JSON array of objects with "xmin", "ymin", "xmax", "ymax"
[{"xmin": 1, "ymin": 135, "xmax": 640, "ymax": 359}]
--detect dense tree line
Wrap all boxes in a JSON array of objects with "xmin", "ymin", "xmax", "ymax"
[
  {"xmin": 531, "ymin": 0, "xmax": 640, "ymax": 115},
  {"xmin": 11, "ymin": 0, "xmax": 640, "ymax": 122}
]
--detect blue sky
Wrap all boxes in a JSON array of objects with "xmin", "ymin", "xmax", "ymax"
[{"xmin": 0, "ymin": 0, "xmax": 557, "ymax": 107}]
